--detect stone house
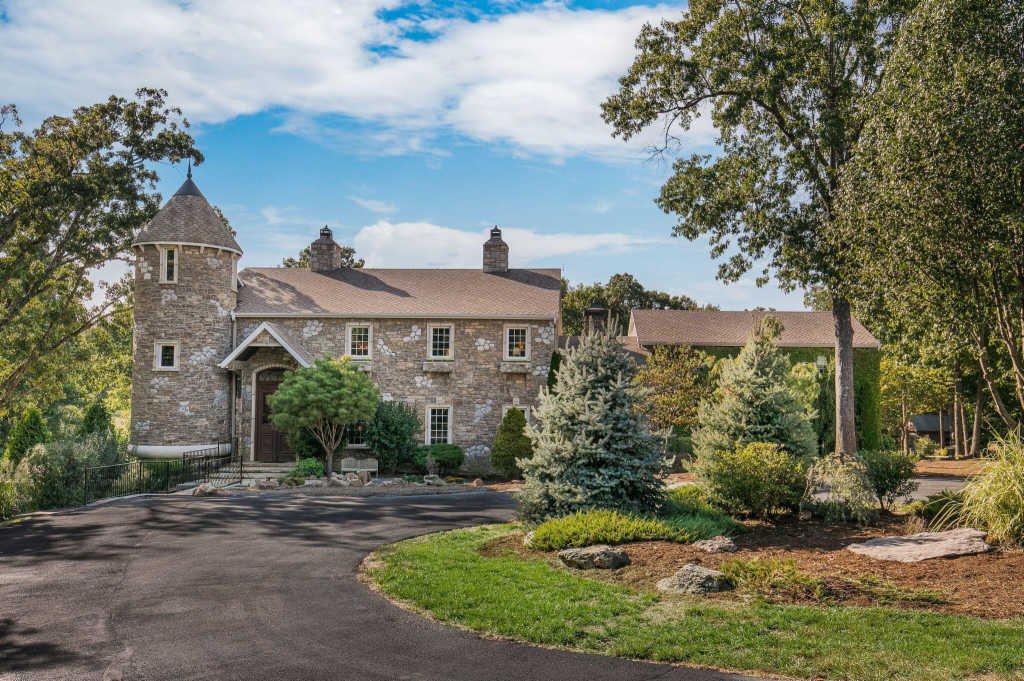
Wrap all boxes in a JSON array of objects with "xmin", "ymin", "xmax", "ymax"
[{"xmin": 129, "ymin": 173, "xmax": 561, "ymax": 464}]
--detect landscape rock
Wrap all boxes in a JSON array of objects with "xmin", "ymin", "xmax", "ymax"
[
  {"xmin": 423, "ymin": 474, "xmax": 446, "ymax": 487},
  {"xmin": 846, "ymin": 528, "xmax": 991, "ymax": 563},
  {"xmin": 557, "ymin": 545, "xmax": 630, "ymax": 570},
  {"xmin": 327, "ymin": 477, "xmax": 350, "ymax": 487},
  {"xmin": 470, "ymin": 478, "xmax": 485, "ymax": 488},
  {"xmin": 303, "ymin": 478, "xmax": 326, "ymax": 487},
  {"xmin": 523, "ymin": 531, "xmax": 535, "ymax": 548},
  {"xmin": 256, "ymin": 479, "xmax": 279, "ymax": 490},
  {"xmin": 656, "ymin": 564, "xmax": 731, "ymax": 594},
  {"xmin": 693, "ymin": 536, "xmax": 737, "ymax": 553}
]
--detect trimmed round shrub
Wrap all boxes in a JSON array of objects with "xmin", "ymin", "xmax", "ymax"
[
  {"xmin": 490, "ymin": 408, "xmax": 533, "ymax": 479},
  {"xmin": 365, "ymin": 401, "xmax": 420, "ymax": 472},
  {"xmin": 414, "ymin": 444, "xmax": 465, "ymax": 475},
  {"xmin": 690, "ymin": 441, "xmax": 807, "ymax": 519},
  {"xmin": 804, "ymin": 453, "xmax": 878, "ymax": 524},
  {"xmin": 290, "ymin": 457, "xmax": 324, "ymax": 479},
  {"xmin": 860, "ymin": 449, "xmax": 918, "ymax": 510}
]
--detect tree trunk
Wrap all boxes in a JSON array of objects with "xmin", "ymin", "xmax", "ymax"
[
  {"xmin": 970, "ymin": 382, "xmax": 983, "ymax": 456},
  {"xmin": 833, "ymin": 297, "xmax": 857, "ymax": 458},
  {"xmin": 938, "ymin": 410, "xmax": 945, "ymax": 450}
]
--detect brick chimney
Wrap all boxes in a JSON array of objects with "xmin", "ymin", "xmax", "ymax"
[
  {"xmin": 310, "ymin": 225, "xmax": 342, "ymax": 273},
  {"xmin": 483, "ymin": 225, "xmax": 508, "ymax": 273}
]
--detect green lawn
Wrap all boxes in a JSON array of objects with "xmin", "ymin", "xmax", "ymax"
[{"xmin": 366, "ymin": 525, "xmax": 1024, "ymax": 681}]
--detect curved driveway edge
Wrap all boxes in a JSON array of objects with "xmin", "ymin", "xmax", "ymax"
[{"xmin": 0, "ymin": 491, "xmax": 759, "ymax": 681}]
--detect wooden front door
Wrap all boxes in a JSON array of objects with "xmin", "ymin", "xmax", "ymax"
[{"xmin": 255, "ymin": 379, "xmax": 292, "ymax": 462}]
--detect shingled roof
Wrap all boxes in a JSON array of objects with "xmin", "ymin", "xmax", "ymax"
[
  {"xmin": 628, "ymin": 310, "xmax": 880, "ymax": 349},
  {"xmin": 133, "ymin": 174, "xmax": 243, "ymax": 254},
  {"xmin": 236, "ymin": 267, "xmax": 561, "ymax": 319}
]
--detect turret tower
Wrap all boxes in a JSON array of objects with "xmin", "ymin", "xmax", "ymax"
[{"xmin": 129, "ymin": 169, "xmax": 242, "ymax": 457}]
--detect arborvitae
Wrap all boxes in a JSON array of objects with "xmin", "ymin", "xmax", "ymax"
[
  {"xmin": 490, "ymin": 408, "xmax": 533, "ymax": 479},
  {"xmin": 693, "ymin": 316, "xmax": 816, "ymax": 460},
  {"xmin": 519, "ymin": 330, "xmax": 665, "ymax": 523},
  {"xmin": 78, "ymin": 399, "xmax": 112, "ymax": 436},
  {"xmin": 3, "ymin": 407, "xmax": 50, "ymax": 466}
]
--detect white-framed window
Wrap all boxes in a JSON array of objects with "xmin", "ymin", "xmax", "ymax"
[
  {"xmin": 159, "ymin": 246, "xmax": 178, "ymax": 283},
  {"xmin": 504, "ymin": 325, "xmax": 530, "ymax": 360},
  {"xmin": 346, "ymin": 422, "xmax": 368, "ymax": 448},
  {"xmin": 428, "ymin": 324, "xmax": 454, "ymax": 359},
  {"xmin": 502, "ymin": 404, "xmax": 530, "ymax": 423},
  {"xmin": 153, "ymin": 341, "xmax": 180, "ymax": 371},
  {"xmin": 346, "ymin": 323, "xmax": 372, "ymax": 358},
  {"xmin": 426, "ymin": 406, "xmax": 452, "ymax": 445}
]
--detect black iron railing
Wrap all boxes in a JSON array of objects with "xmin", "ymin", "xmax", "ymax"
[{"xmin": 83, "ymin": 443, "xmax": 241, "ymax": 503}]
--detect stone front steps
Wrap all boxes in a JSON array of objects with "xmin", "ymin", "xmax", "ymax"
[{"xmin": 240, "ymin": 462, "xmax": 294, "ymax": 485}]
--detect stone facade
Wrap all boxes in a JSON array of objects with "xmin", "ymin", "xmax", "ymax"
[
  {"xmin": 228, "ymin": 317, "xmax": 557, "ymax": 461},
  {"xmin": 130, "ymin": 243, "xmax": 238, "ymax": 452}
]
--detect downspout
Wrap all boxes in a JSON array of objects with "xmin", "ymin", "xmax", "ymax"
[{"xmin": 229, "ymin": 310, "xmax": 237, "ymax": 454}]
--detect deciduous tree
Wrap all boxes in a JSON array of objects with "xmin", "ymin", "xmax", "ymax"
[
  {"xmin": 268, "ymin": 359, "xmax": 379, "ymax": 475},
  {"xmin": 603, "ymin": 0, "xmax": 912, "ymax": 455},
  {"xmin": 0, "ymin": 89, "xmax": 198, "ymax": 417}
]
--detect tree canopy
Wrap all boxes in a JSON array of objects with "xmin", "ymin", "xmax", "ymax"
[
  {"xmin": 561, "ymin": 272, "xmax": 706, "ymax": 335},
  {"xmin": 0, "ymin": 89, "xmax": 198, "ymax": 418},
  {"xmin": 603, "ymin": 0, "xmax": 913, "ymax": 454},
  {"xmin": 839, "ymin": 0, "xmax": 1024, "ymax": 432},
  {"xmin": 282, "ymin": 244, "xmax": 364, "ymax": 269}
]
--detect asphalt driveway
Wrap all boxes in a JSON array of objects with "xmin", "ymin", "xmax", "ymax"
[{"xmin": 0, "ymin": 491, "xmax": 754, "ymax": 681}]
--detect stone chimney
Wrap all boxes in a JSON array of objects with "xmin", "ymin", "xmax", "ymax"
[
  {"xmin": 483, "ymin": 225, "xmax": 509, "ymax": 273},
  {"xmin": 310, "ymin": 225, "xmax": 342, "ymax": 273}
]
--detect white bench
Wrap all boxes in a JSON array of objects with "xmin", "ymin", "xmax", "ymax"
[{"xmin": 339, "ymin": 457, "xmax": 379, "ymax": 477}]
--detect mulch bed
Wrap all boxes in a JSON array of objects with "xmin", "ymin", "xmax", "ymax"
[
  {"xmin": 915, "ymin": 458, "xmax": 986, "ymax": 477},
  {"xmin": 486, "ymin": 518, "xmax": 1024, "ymax": 620}
]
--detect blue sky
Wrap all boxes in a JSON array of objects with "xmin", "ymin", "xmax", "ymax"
[{"xmin": 0, "ymin": 0, "xmax": 805, "ymax": 309}]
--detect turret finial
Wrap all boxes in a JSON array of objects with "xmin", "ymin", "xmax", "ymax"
[{"xmin": 187, "ymin": 159, "xmax": 192, "ymax": 180}]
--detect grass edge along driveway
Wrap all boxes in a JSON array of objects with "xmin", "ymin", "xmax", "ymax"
[{"xmin": 363, "ymin": 524, "xmax": 1024, "ymax": 681}]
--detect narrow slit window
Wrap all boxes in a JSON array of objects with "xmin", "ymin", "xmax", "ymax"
[
  {"xmin": 160, "ymin": 247, "xmax": 178, "ymax": 283},
  {"xmin": 430, "ymin": 326, "xmax": 452, "ymax": 359},
  {"xmin": 429, "ymin": 407, "xmax": 450, "ymax": 444}
]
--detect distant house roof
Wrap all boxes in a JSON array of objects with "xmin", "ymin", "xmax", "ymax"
[
  {"xmin": 235, "ymin": 267, "xmax": 561, "ymax": 319},
  {"xmin": 133, "ymin": 175, "xmax": 243, "ymax": 254},
  {"xmin": 628, "ymin": 310, "xmax": 880, "ymax": 349}
]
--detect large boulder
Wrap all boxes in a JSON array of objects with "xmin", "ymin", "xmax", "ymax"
[
  {"xmin": 303, "ymin": 478, "xmax": 326, "ymax": 487},
  {"xmin": 558, "ymin": 545, "xmax": 630, "ymax": 570},
  {"xmin": 423, "ymin": 474, "xmax": 446, "ymax": 487},
  {"xmin": 256, "ymin": 479, "xmax": 280, "ymax": 490},
  {"xmin": 847, "ymin": 528, "xmax": 991, "ymax": 562},
  {"xmin": 693, "ymin": 536, "xmax": 737, "ymax": 553},
  {"xmin": 656, "ymin": 564, "xmax": 731, "ymax": 594}
]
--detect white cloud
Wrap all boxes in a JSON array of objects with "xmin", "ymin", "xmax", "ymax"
[
  {"xmin": 349, "ymin": 196, "xmax": 397, "ymax": 214},
  {"xmin": 591, "ymin": 200, "xmax": 614, "ymax": 214},
  {"xmin": 353, "ymin": 220, "xmax": 657, "ymax": 268},
  {"xmin": 0, "ymin": 0, "xmax": 715, "ymax": 158}
]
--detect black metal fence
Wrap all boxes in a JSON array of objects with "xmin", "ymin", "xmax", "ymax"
[{"xmin": 83, "ymin": 444, "xmax": 241, "ymax": 503}]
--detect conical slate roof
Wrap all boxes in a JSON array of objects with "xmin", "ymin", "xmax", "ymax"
[{"xmin": 133, "ymin": 175, "xmax": 243, "ymax": 254}]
